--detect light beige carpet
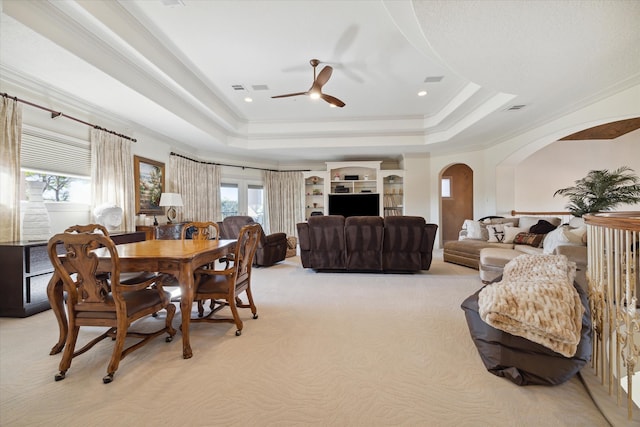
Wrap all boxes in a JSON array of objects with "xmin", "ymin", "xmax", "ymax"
[{"xmin": 0, "ymin": 251, "xmax": 610, "ymax": 426}]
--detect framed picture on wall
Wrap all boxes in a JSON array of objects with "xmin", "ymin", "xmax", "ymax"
[{"xmin": 134, "ymin": 155, "xmax": 165, "ymax": 214}]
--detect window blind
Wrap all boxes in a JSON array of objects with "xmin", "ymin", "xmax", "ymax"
[{"xmin": 21, "ymin": 125, "xmax": 91, "ymax": 177}]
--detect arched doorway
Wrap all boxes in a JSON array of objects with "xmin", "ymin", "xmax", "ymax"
[{"xmin": 440, "ymin": 164, "xmax": 473, "ymax": 244}]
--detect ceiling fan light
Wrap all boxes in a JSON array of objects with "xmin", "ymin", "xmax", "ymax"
[{"xmin": 309, "ymin": 91, "xmax": 321, "ymax": 100}]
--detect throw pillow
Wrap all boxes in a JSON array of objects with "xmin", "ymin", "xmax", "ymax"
[
  {"xmin": 542, "ymin": 226, "xmax": 585, "ymax": 254},
  {"xmin": 503, "ymin": 225, "xmax": 528, "ymax": 244},
  {"xmin": 543, "ymin": 227, "xmax": 569, "ymax": 254},
  {"xmin": 529, "ymin": 219, "xmax": 557, "ymax": 235},
  {"xmin": 462, "ymin": 219, "xmax": 487, "ymax": 240},
  {"xmin": 513, "ymin": 232, "xmax": 545, "ymax": 247},
  {"xmin": 487, "ymin": 224, "xmax": 507, "ymax": 243}
]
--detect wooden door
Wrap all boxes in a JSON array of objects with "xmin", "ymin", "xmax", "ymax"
[{"xmin": 440, "ymin": 164, "xmax": 473, "ymax": 243}]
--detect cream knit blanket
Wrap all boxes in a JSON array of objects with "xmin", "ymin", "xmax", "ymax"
[{"xmin": 478, "ymin": 254, "xmax": 584, "ymax": 358}]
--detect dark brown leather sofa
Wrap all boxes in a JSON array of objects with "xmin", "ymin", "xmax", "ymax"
[
  {"xmin": 297, "ymin": 215, "xmax": 438, "ymax": 272},
  {"xmin": 219, "ymin": 216, "xmax": 288, "ymax": 267}
]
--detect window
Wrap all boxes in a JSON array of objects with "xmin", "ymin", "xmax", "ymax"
[
  {"xmin": 22, "ymin": 170, "xmax": 90, "ymax": 203},
  {"xmin": 221, "ymin": 183, "xmax": 239, "ymax": 218},
  {"xmin": 441, "ymin": 176, "xmax": 452, "ymax": 198},
  {"xmin": 247, "ymin": 185, "xmax": 264, "ymax": 225},
  {"xmin": 220, "ymin": 180, "xmax": 264, "ymax": 225},
  {"xmin": 20, "ymin": 126, "xmax": 91, "ymax": 204}
]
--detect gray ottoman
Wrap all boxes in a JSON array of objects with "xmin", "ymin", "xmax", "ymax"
[{"xmin": 479, "ymin": 248, "xmax": 520, "ymax": 283}]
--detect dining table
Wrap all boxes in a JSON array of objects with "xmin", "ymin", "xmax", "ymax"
[{"xmin": 47, "ymin": 238, "xmax": 236, "ymax": 359}]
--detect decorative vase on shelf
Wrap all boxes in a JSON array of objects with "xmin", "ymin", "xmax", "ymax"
[{"xmin": 22, "ymin": 181, "xmax": 51, "ymax": 241}]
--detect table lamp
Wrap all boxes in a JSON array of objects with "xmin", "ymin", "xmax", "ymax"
[{"xmin": 159, "ymin": 192, "xmax": 183, "ymax": 224}]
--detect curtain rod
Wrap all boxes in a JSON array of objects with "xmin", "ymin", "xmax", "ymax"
[
  {"xmin": 1, "ymin": 92, "xmax": 137, "ymax": 143},
  {"xmin": 170, "ymin": 152, "xmax": 310, "ymax": 172}
]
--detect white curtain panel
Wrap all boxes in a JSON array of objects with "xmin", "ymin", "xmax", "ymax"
[
  {"xmin": 90, "ymin": 129, "xmax": 135, "ymax": 231},
  {"xmin": 0, "ymin": 97, "xmax": 22, "ymax": 242},
  {"xmin": 263, "ymin": 170, "xmax": 304, "ymax": 236},
  {"xmin": 169, "ymin": 155, "xmax": 221, "ymax": 222}
]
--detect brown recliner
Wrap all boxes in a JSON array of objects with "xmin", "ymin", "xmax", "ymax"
[
  {"xmin": 382, "ymin": 216, "xmax": 438, "ymax": 272},
  {"xmin": 298, "ymin": 215, "xmax": 347, "ymax": 270},
  {"xmin": 220, "ymin": 216, "xmax": 287, "ymax": 267},
  {"xmin": 297, "ymin": 215, "xmax": 438, "ymax": 273},
  {"xmin": 345, "ymin": 216, "xmax": 384, "ymax": 271}
]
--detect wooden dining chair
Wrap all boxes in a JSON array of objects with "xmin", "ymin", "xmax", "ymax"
[
  {"xmin": 181, "ymin": 221, "xmax": 221, "ymax": 240},
  {"xmin": 191, "ymin": 223, "xmax": 261, "ymax": 336},
  {"xmin": 65, "ymin": 224, "xmax": 157, "ymax": 285},
  {"xmin": 48, "ymin": 230, "xmax": 177, "ymax": 383},
  {"xmin": 179, "ymin": 221, "xmax": 224, "ymax": 311}
]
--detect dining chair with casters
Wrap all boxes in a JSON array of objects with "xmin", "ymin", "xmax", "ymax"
[
  {"xmin": 181, "ymin": 221, "xmax": 224, "ymax": 312},
  {"xmin": 64, "ymin": 224, "xmax": 158, "ymax": 285},
  {"xmin": 47, "ymin": 230, "xmax": 177, "ymax": 384},
  {"xmin": 181, "ymin": 221, "xmax": 221, "ymax": 241},
  {"xmin": 191, "ymin": 223, "xmax": 261, "ymax": 336}
]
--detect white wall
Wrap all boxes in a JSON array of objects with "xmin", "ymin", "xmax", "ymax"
[
  {"xmin": 495, "ymin": 84, "xmax": 640, "ymax": 213},
  {"xmin": 403, "ymin": 153, "xmax": 431, "ymax": 219},
  {"xmin": 515, "ymin": 129, "xmax": 640, "ymax": 212}
]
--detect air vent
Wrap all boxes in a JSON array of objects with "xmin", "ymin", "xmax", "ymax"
[
  {"xmin": 252, "ymin": 84, "xmax": 269, "ymax": 91},
  {"xmin": 507, "ymin": 104, "xmax": 527, "ymax": 111},
  {"xmin": 161, "ymin": 0, "xmax": 185, "ymax": 6},
  {"xmin": 424, "ymin": 76, "xmax": 444, "ymax": 83},
  {"xmin": 231, "ymin": 85, "xmax": 246, "ymax": 91}
]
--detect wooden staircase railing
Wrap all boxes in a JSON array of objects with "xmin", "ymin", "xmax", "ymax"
[{"xmin": 584, "ymin": 212, "xmax": 640, "ymax": 421}]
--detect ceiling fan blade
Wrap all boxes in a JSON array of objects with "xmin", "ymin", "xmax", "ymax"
[
  {"xmin": 271, "ymin": 92, "xmax": 308, "ymax": 99},
  {"xmin": 321, "ymin": 93, "xmax": 345, "ymax": 108},
  {"xmin": 315, "ymin": 66, "xmax": 333, "ymax": 87}
]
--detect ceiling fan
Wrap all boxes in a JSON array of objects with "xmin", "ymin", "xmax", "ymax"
[{"xmin": 272, "ymin": 59, "xmax": 346, "ymax": 108}]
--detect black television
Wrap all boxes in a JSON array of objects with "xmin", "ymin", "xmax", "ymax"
[{"xmin": 328, "ymin": 193, "xmax": 380, "ymax": 217}]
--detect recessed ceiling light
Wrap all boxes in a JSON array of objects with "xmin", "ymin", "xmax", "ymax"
[
  {"xmin": 418, "ymin": 90, "xmax": 427, "ymax": 97},
  {"xmin": 244, "ymin": 97, "xmax": 253, "ymax": 103}
]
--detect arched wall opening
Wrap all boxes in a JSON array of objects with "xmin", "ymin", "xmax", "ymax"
[{"xmin": 439, "ymin": 163, "xmax": 473, "ymax": 246}]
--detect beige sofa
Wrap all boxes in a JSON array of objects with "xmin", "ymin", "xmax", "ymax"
[{"xmin": 443, "ymin": 216, "xmax": 588, "ymax": 287}]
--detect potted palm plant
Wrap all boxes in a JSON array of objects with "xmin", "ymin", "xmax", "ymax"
[{"xmin": 554, "ymin": 166, "xmax": 640, "ymax": 217}]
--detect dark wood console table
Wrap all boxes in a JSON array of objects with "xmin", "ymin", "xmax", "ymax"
[{"xmin": 0, "ymin": 231, "xmax": 146, "ymax": 317}]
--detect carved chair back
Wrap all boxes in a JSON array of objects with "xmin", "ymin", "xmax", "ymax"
[{"xmin": 181, "ymin": 221, "xmax": 220, "ymax": 240}]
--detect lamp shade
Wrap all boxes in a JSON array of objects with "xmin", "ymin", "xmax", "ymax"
[{"xmin": 159, "ymin": 193, "xmax": 183, "ymax": 207}]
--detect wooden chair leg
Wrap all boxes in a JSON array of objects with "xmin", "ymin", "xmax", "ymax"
[
  {"xmin": 56, "ymin": 325, "xmax": 80, "ymax": 381},
  {"xmin": 165, "ymin": 304, "xmax": 177, "ymax": 339},
  {"xmin": 228, "ymin": 298, "xmax": 244, "ymax": 336},
  {"xmin": 104, "ymin": 322, "xmax": 128, "ymax": 384},
  {"xmin": 244, "ymin": 287, "xmax": 258, "ymax": 319},
  {"xmin": 197, "ymin": 300, "xmax": 205, "ymax": 317}
]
